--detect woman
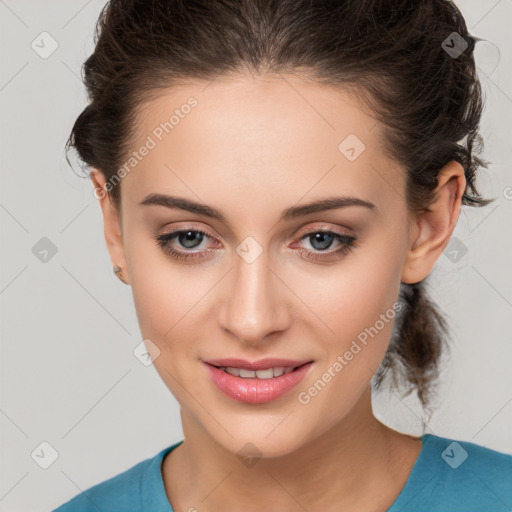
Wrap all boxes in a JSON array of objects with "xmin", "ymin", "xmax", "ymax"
[{"xmin": 53, "ymin": 0, "xmax": 511, "ymax": 510}]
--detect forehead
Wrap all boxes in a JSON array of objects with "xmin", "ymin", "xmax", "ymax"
[{"xmin": 121, "ymin": 73, "xmax": 404, "ymax": 218}]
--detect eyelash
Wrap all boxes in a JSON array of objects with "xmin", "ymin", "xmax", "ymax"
[{"xmin": 155, "ymin": 226, "xmax": 358, "ymax": 263}]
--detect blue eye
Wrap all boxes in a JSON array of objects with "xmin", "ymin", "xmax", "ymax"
[
  {"xmin": 155, "ymin": 228, "xmax": 358, "ymax": 262},
  {"xmin": 155, "ymin": 229, "xmax": 212, "ymax": 261},
  {"xmin": 297, "ymin": 230, "xmax": 357, "ymax": 261}
]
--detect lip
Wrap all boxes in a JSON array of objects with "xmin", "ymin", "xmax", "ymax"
[
  {"xmin": 203, "ymin": 360, "xmax": 314, "ymax": 404},
  {"xmin": 203, "ymin": 357, "xmax": 312, "ymax": 371}
]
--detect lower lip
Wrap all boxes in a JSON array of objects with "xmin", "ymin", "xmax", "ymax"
[{"xmin": 204, "ymin": 361, "xmax": 313, "ymax": 404}]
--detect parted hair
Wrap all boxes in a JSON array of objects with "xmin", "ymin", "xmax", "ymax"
[{"xmin": 67, "ymin": 0, "xmax": 494, "ymax": 415}]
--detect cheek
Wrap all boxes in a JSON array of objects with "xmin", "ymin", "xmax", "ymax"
[
  {"xmin": 128, "ymin": 264, "xmax": 208, "ymax": 401},
  {"xmin": 130, "ymin": 269, "xmax": 202, "ymax": 347},
  {"xmin": 295, "ymin": 242, "xmax": 402, "ymax": 374},
  {"xmin": 125, "ymin": 234, "xmax": 199, "ymax": 352},
  {"xmin": 292, "ymin": 256, "xmax": 401, "ymax": 426}
]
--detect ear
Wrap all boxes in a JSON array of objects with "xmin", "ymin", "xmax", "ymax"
[
  {"xmin": 401, "ymin": 161, "xmax": 466, "ymax": 285},
  {"xmin": 90, "ymin": 169, "xmax": 130, "ymax": 285}
]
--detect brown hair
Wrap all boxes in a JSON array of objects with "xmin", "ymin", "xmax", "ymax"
[{"xmin": 66, "ymin": 0, "xmax": 495, "ymax": 414}]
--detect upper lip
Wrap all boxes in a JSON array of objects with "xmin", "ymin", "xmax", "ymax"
[{"xmin": 203, "ymin": 358, "xmax": 313, "ymax": 371}]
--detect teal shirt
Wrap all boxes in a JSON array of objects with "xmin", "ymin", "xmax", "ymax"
[{"xmin": 52, "ymin": 434, "xmax": 512, "ymax": 511}]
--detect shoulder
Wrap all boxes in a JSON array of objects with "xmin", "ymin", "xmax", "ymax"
[
  {"xmin": 421, "ymin": 434, "xmax": 512, "ymax": 509},
  {"xmin": 51, "ymin": 444, "xmax": 176, "ymax": 512}
]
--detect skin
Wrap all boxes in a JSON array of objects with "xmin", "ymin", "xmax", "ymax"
[{"xmin": 91, "ymin": 72, "xmax": 465, "ymax": 512}]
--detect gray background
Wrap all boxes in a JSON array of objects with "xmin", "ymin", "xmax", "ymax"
[{"xmin": 0, "ymin": 1, "xmax": 511, "ymax": 510}]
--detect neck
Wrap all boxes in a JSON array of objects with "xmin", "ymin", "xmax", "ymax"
[{"xmin": 162, "ymin": 387, "xmax": 421, "ymax": 512}]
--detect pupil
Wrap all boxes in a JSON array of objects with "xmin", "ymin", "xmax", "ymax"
[
  {"xmin": 311, "ymin": 232, "xmax": 332, "ymax": 250},
  {"xmin": 179, "ymin": 231, "xmax": 203, "ymax": 249}
]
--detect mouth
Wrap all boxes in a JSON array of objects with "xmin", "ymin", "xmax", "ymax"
[{"xmin": 203, "ymin": 360, "xmax": 314, "ymax": 404}]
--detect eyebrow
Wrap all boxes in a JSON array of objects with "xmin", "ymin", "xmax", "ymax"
[{"xmin": 139, "ymin": 193, "xmax": 377, "ymax": 222}]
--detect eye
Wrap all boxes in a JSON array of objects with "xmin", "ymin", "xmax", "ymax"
[
  {"xmin": 292, "ymin": 227, "xmax": 358, "ymax": 261},
  {"xmin": 154, "ymin": 226, "xmax": 358, "ymax": 262},
  {"xmin": 155, "ymin": 228, "xmax": 215, "ymax": 261}
]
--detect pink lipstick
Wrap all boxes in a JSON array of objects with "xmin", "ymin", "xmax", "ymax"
[{"xmin": 203, "ymin": 358, "xmax": 314, "ymax": 404}]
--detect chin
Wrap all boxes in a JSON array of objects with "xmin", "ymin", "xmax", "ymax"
[{"xmin": 213, "ymin": 427, "xmax": 307, "ymax": 461}]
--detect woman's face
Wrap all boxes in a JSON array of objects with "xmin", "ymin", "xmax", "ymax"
[{"xmin": 104, "ymin": 73, "xmax": 421, "ymax": 456}]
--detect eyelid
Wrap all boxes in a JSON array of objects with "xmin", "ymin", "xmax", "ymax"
[
  {"xmin": 158, "ymin": 221, "xmax": 354, "ymax": 244},
  {"xmin": 295, "ymin": 222, "xmax": 353, "ymax": 237},
  {"xmin": 157, "ymin": 222, "xmax": 218, "ymax": 241}
]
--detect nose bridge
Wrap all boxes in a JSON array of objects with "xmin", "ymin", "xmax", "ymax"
[{"xmin": 221, "ymin": 248, "xmax": 287, "ymax": 343}]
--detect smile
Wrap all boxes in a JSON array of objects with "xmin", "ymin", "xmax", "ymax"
[{"xmin": 204, "ymin": 361, "xmax": 314, "ymax": 404}]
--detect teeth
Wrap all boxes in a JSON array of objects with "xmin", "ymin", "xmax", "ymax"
[{"xmin": 219, "ymin": 366, "xmax": 296, "ymax": 379}]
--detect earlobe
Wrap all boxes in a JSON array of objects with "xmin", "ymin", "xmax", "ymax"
[
  {"xmin": 401, "ymin": 161, "xmax": 466, "ymax": 285},
  {"xmin": 90, "ymin": 169, "xmax": 130, "ymax": 285}
]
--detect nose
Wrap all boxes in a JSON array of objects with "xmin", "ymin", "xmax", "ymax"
[{"xmin": 220, "ymin": 251, "xmax": 290, "ymax": 346}]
